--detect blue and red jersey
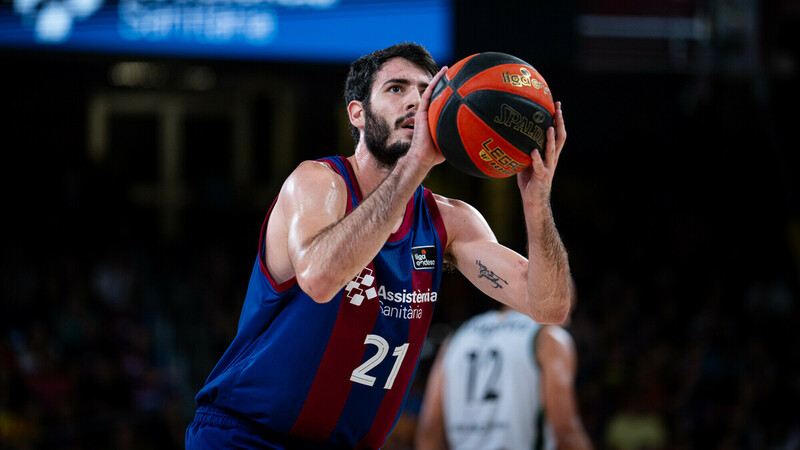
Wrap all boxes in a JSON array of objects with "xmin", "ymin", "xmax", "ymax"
[{"xmin": 194, "ymin": 156, "xmax": 448, "ymax": 448}]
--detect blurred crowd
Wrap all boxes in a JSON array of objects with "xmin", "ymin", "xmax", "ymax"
[
  {"xmin": 570, "ymin": 263, "xmax": 799, "ymax": 449},
  {"xmin": 1, "ymin": 246, "xmax": 188, "ymax": 449}
]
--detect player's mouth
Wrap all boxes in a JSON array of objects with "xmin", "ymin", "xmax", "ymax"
[{"xmin": 398, "ymin": 116, "xmax": 415, "ymax": 134}]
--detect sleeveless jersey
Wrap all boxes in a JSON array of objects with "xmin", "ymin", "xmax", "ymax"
[
  {"xmin": 194, "ymin": 156, "xmax": 448, "ymax": 449},
  {"xmin": 442, "ymin": 310, "xmax": 556, "ymax": 450}
]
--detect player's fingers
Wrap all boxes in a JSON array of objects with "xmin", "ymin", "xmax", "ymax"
[
  {"xmin": 554, "ymin": 101, "xmax": 566, "ymax": 154},
  {"xmin": 543, "ymin": 126, "xmax": 557, "ymax": 168},
  {"xmin": 419, "ymin": 66, "xmax": 448, "ymax": 113},
  {"xmin": 530, "ymin": 148, "xmax": 546, "ymax": 176},
  {"xmin": 516, "ymin": 164, "xmax": 533, "ymax": 190}
]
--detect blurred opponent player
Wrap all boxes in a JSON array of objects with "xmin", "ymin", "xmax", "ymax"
[{"xmin": 416, "ymin": 280, "xmax": 592, "ymax": 450}]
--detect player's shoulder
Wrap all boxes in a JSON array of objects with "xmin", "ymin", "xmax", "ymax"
[
  {"xmin": 281, "ymin": 159, "xmax": 346, "ymax": 195},
  {"xmin": 432, "ymin": 193, "xmax": 472, "ymax": 212},
  {"xmin": 290, "ymin": 159, "xmax": 341, "ymax": 179},
  {"xmin": 431, "ymin": 193, "xmax": 491, "ymax": 232}
]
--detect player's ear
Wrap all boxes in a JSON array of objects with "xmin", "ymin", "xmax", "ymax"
[{"xmin": 348, "ymin": 100, "xmax": 364, "ymax": 129}]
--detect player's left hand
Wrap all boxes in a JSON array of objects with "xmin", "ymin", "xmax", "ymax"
[
  {"xmin": 517, "ymin": 101, "xmax": 566, "ymax": 204},
  {"xmin": 409, "ymin": 66, "xmax": 449, "ymax": 170}
]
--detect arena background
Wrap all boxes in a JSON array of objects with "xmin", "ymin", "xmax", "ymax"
[{"xmin": 2, "ymin": 0, "xmax": 799, "ymax": 448}]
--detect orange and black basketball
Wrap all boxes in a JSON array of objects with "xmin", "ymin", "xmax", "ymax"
[{"xmin": 428, "ymin": 52, "xmax": 555, "ymax": 178}]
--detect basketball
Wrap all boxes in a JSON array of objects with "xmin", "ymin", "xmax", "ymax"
[{"xmin": 428, "ymin": 52, "xmax": 555, "ymax": 178}]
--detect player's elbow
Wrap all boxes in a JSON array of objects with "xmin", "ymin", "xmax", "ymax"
[
  {"xmin": 531, "ymin": 292, "xmax": 570, "ymax": 324},
  {"xmin": 533, "ymin": 306, "xmax": 569, "ymax": 325},
  {"xmin": 295, "ymin": 267, "xmax": 341, "ymax": 303}
]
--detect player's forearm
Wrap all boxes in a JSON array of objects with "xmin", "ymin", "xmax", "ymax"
[
  {"xmin": 296, "ymin": 156, "xmax": 433, "ymax": 301},
  {"xmin": 523, "ymin": 201, "xmax": 571, "ymax": 323}
]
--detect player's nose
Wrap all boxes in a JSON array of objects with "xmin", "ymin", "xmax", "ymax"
[{"xmin": 405, "ymin": 90, "xmax": 421, "ymax": 111}]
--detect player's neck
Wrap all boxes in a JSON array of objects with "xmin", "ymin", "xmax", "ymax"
[{"xmin": 348, "ymin": 145, "xmax": 395, "ymax": 196}]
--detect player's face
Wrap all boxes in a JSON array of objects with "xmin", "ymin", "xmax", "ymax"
[
  {"xmin": 362, "ymin": 101, "xmax": 410, "ymax": 167},
  {"xmin": 362, "ymin": 57, "xmax": 431, "ymax": 167}
]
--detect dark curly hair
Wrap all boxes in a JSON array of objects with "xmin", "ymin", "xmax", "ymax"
[{"xmin": 344, "ymin": 42, "xmax": 438, "ymax": 144}]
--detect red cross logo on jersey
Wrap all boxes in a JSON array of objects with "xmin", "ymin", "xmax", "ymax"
[{"xmin": 344, "ymin": 267, "xmax": 377, "ymax": 306}]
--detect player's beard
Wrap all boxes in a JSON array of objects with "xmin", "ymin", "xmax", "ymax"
[{"xmin": 363, "ymin": 102, "xmax": 412, "ymax": 169}]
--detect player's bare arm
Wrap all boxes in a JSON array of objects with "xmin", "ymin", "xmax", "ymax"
[
  {"xmin": 519, "ymin": 197, "xmax": 571, "ymax": 324},
  {"xmin": 265, "ymin": 160, "xmax": 345, "ymax": 293},
  {"xmin": 538, "ymin": 325, "xmax": 593, "ymax": 449},
  {"xmin": 437, "ymin": 190, "xmax": 570, "ymax": 324},
  {"xmin": 268, "ymin": 158, "xmax": 427, "ymax": 303},
  {"xmin": 518, "ymin": 100, "xmax": 571, "ymax": 323},
  {"xmin": 436, "ymin": 196, "xmax": 524, "ymax": 307}
]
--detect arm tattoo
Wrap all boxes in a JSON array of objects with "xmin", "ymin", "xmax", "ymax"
[{"xmin": 476, "ymin": 260, "xmax": 508, "ymax": 289}]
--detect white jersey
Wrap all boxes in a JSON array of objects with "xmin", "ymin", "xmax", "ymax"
[{"xmin": 442, "ymin": 310, "xmax": 556, "ymax": 450}]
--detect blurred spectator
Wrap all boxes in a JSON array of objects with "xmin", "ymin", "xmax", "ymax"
[{"xmin": 605, "ymin": 386, "xmax": 667, "ymax": 450}]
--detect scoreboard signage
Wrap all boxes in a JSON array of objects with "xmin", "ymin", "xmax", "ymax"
[{"xmin": 0, "ymin": 0, "xmax": 453, "ymax": 62}]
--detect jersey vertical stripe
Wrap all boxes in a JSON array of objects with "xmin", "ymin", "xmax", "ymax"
[
  {"xmin": 358, "ymin": 269, "xmax": 436, "ymax": 447},
  {"xmin": 289, "ymin": 262, "xmax": 381, "ymax": 440},
  {"xmin": 423, "ymin": 189, "xmax": 448, "ymax": 249},
  {"xmin": 358, "ymin": 191, "xmax": 448, "ymax": 447}
]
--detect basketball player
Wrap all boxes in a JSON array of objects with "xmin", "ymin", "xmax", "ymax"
[
  {"xmin": 415, "ymin": 282, "xmax": 592, "ymax": 450},
  {"xmin": 185, "ymin": 42, "xmax": 571, "ymax": 449}
]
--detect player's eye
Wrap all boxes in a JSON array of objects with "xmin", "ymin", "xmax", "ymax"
[{"xmin": 388, "ymin": 85, "xmax": 403, "ymax": 93}]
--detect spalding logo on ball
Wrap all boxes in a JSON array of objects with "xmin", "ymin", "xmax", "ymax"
[{"xmin": 428, "ymin": 52, "xmax": 555, "ymax": 178}]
